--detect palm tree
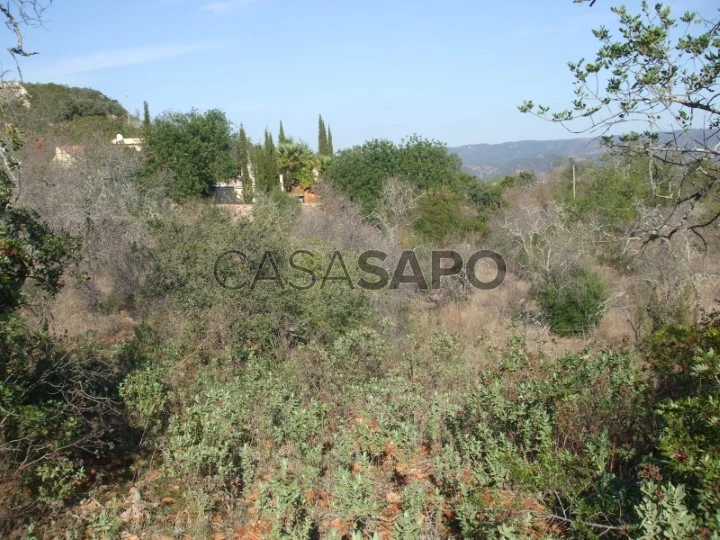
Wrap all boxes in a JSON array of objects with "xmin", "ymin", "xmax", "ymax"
[{"xmin": 277, "ymin": 141, "xmax": 317, "ymax": 190}]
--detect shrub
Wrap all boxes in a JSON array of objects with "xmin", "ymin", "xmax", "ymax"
[
  {"xmin": 164, "ymin": 383, "xmax": 249, "ymax": 481},
  {"xmin": 147, "ymin": 109, "xmax": 235, "ymax": 201},
  {"xmin": 328, "ymin": 139, "xmax": 400, "ymax": 215},
  {"xmin": 648, "ymin": 320, "xmax": 720, "ymax": 531},
  {"xmin": 537, "ymin": 267, "xmax": 608, "ymax": 336},
  {"xmin": 119, "ymin": 366, "xmax": 167, "ymax": 432},
  {"xmin": 414, "ymin": 186, "xmax": 484, "ymax": 243},
  {"xmin": 0, "ymin": 321, "xmax": 133, "ymax": 527}
]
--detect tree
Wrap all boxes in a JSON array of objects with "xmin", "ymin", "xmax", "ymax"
[
  {"xmin": 143, "ymin": 100, "xmax": 151, "ymax": 129},
  {"xmin": 277, "ymin": 140, "xmax": 317, "ymax": 189},
  {"xmin": 1, "ymin": 2, "xmax": 79, "ymax": 316},
  {"xmin": 278, "ymin": 120, "xmax": 287, "ymax": 145},
  {"xmin": 318, "ymin": 114, "xmax": 328, "ymax": 156},
  {"xmin": 147, "ymin": 108, "xmax": 235, "ymax": 201},
  {"xmin": 397, "ymin": 135, "xmax": 465, "ymax": 191},
  {"xmin": 252, "ymin": 128, "xmax": 279, "ymax": 193},
  {"xmin": 329, "ymin": 136, "xmax": 472, "ymax": 216},
  {"xmin": 328, "ymin": 139, "xmax": 400, "ymax": 215},
  {"xmin": 236, "ymin": 123, "xmax": 252, "ymax": 184},
  {"xmin": 1, "ymin": 5, "xmax": 133, "ymax": 522},
  {"xmin": 327, "ymin": 126, "xmax": 334, "ymax": 155},
  {"xmin": 520, "ymin": 2, "xmax": 720, "ymax": 244}
]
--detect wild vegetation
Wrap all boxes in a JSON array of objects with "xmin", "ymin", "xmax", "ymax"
[{"xmin": 1, "ymin": 0, "xmax": 720, "ymax": 538}]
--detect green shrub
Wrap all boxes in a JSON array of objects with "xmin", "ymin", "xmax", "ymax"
[
  {"xmin": 636, "ymin": 481, "xmax": 699, "ymax": 539},
  {"xmin": 119, "ymin": 366, "xmax": 167, "ymax": 432},
  {"xmin": 164, "ymin": 383, "xmax": 249, "ymax": 481},
  {"xmin": 147, "ymin": 109, "xmax": 235, "ymax": 201},
  {"xmin": 467, "ymin": 181, "xmax": 504, "ymax": 211},
  {"xmin": 648, "ymin": 321, "xmax": 720, "ymax": 531},
  {"xmin": 537, "ymin": 267, "xmax": 608, "ymax": 336},
  {"xmin": 413, "ymin": 186, "xmax": 484, "ymax": 243}
]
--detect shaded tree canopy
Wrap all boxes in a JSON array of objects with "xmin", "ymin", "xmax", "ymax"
[
  {"xmin": 147, "ymin": 108, "xmax": 235, "ymax": 201},
  {"xmin": 328, "ymin": 136, "xmax": 470, "ymax": 216}
]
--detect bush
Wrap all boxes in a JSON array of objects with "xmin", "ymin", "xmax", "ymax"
[
  {"xmin": 647, "ymin": 320, "xmax": 720, "ymax": 531},
  {"xmin": 329, "ymin": 136, "xmax": 471, "ymax": 218},
  {"xmin": 147, "ymin": 109, "xmax": 235, "ymax": 201},
  {"xmin": 413, "ymin": 186, "xmax": 484, "ymax": 243},
  {"xmin": 328, "ymin": 139, "xmax": 400, "ymax": 215},
  {"xmin": 537, "ymin": 267, "xmax": 608, "ymax": 336},
  {"xmin": 0, "ymin": 319, "xmax": 134, "ymax": 526},
  {"xmin": 164, "ymin": 383, "xmax": 249, "ymax": 481},
  {"xmin": 566, "ymin": 158, "xmax": 653, "ymax": 230}
]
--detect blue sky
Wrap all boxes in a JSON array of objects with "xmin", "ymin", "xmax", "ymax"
[{"xmin": 6, "ymin": 0, "xmax": 715, "ymax": 149}]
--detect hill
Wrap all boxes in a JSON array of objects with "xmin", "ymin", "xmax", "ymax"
[
  {"xmin": 450, "ymin": 130, "xmax": 720, "ymax": 179},
  {"xmin": 13, "ymin": 82, "xmax": 141, "ymax": 142},
  {"xmin": 449, "ymin": 136, "xmax": 604, "ymax": 179},
  {"xmin": 22, "ymin": 82, "xmax": 128, "ymax": 122}
]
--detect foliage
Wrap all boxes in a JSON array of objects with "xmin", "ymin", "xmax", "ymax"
[
  {"xmin": 147, "ymin": 108, "xmax": 235, "ymax": 201},
  {"xmin": 164, "ymin": 382, "xmax": 250, "ymax": 480},
  {"xmin": 0, "ymin": 319, "xmax": 134, "ymax": 521},
  {"xmin": 397, "ymin": 135, "xmax": 465, "ymax": 192},
  {"xmin": 558, "ymin": 157, "xmax": 659, "ymax": 230},
  {"xmin": 536, "ymin": 266, "xmax": 608, "ymax": 336},
  {"xmin": 234, "ymin": 124, "xmax": 252, "ymax": 195},
  {"xmin": 277, "ymin": 140, "xmax": 317, "ymax": 189},
  {"xmin": 138, "ymin": 203, "xmax": 372, "ymax": 352},
  {"xmin": 467, "ymin": 180, "xmax": 504, "ymax": 212},
  {"xmin": 329, "ymin": 138, "xmax": 400, "ymax": 215},
  {"xmin": 635, "ymin": 481, "xmax": 699, "ymax": 539},
  {"xmin": 414, "ymin": 185, "xmax": 484, "ymax": 243},
  {"xmin": 329, "ymin": 135, "xmax": 474, "ymax": 226},
  {"xmin": 119, "ymin": 366, "xmax": 167, "ymax": 432},
  {"xmin": 251, "ymin": 129, "xmax": 280, "ymax": 193},
  {"xmin": 521, "ymin": 1, "xmax": 720, "ymax": 242},
  {"xmin": 318, "ymin": 114, "xmax": 331, "ymax": 157},
  {"xmin": 647, "ymin": 320, "xmax": 720, "ymax": 532},
  {"xmin": 22, "ymin": 83, "xmax": 127, "ymax": 123},
  {"xmin": 0, "ymin": 122, "xmax": 80, "ymax": 316},
  {"xmin": 499, "ymin": 171, "xmax": 536, "ymax": 190}
]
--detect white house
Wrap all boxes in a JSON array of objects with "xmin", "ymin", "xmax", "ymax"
[{"xmin": 111, "ymin": 134, "xmax": 144, "ymax": 151}]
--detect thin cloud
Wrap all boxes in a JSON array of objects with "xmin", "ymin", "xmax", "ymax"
[{"xmin": 31, "ymin": 42, "xmax": 224, "ymax": 78}]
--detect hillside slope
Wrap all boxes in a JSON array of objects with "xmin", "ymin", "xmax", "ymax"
[
  {"xmin": 451, "ymin": 129, "xmax": 719, "ymax": 179},
  {"xmin": 16, "ymin": 82, "xmax": 141, "ymax": 142},
  {"xmin": 450, "ymin": 137, "xmax": 604, "ymax": 178}
]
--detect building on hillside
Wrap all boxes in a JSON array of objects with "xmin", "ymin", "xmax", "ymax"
[
  {"xmin": 53, "ymin": 145, "xmax": 84, "ymax": 166},
  {"xmin": 288, "ymin": 184, "xmax": 320, "ymax": 203},
  {"xmin": 212, "ymin": 180, "xmax": 244, "ymax": 204},
  {"xmin": 111, "ymin": 133, "xmax": 144, "ymax": 151},
  {"xmin": 212, "ymin": 163, "xmax": 321, "ymax": 205}
]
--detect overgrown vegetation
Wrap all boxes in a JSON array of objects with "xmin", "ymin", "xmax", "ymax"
[{"xmin": 1, "ymin": 0, "xmax": 720, "ymax": 537}]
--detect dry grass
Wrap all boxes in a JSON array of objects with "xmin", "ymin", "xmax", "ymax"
[{"xmin": 48, "ymin": 285, "xmax": 135, "ymax": 341}]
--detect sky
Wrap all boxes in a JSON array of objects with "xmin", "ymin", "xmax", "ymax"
[{"xmin": 4, "ymin": 0, "xmax": 716, "ymax": 149}]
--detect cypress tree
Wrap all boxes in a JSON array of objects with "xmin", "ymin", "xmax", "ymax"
[
  {"xmin": 327, "ymin": 126, "xmax": 334, "ymax": 155},
  {"xmin": 143, "ymin": 101, "xmax": 151, "ymax": 128},
  {"xmin": 261, "ymin": 129, "xmax": 278, "ymax": 192},
  {"xmin": 318, "ymin": 114, "xmax": 328, "ymax": 155},
  {"xmin": 278, "ymin": 121, "xmax": 287, "ymax": 145},
  {"xmin": 237, "ymin": 124, "xmax": 251, "ymax": 183}
]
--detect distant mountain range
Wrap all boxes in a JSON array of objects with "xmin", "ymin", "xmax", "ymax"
[
  {"xmin": 450, "ymin": 137, "xmax": 603, "ymax": 179},
  {"xmin": 450, "ymin": 130, "xmax": 719, "ymax": 179}
]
